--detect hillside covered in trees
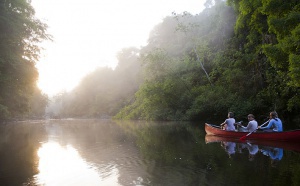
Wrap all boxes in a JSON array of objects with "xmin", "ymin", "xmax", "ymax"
[{"xmin": 47, "ymin": 0, "xmax": 300, "ymax": 128}]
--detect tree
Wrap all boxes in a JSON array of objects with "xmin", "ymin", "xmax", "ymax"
[
  {"xmin": 261, "ymin": 0, "xmax": 300, "ymax": 112},
  {"xmin": 0, "ymin": 0, "xmax": 50, "ymax": 120},
  {"xmin": 228, "ymin": 0, "xmax": 300, "ymax": 123},
  {"xmin": 115, "ymin": 1, "xmax": 237, "ymax": 120}
]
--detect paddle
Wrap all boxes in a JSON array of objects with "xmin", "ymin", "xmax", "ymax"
[
  {"xmin": 239, "ymin": 119, "xmax": 270, "ymax": 141},
  {"xmin": 209, "ymin": 124, "xmax": 221, "ymax": 128},
  {"xmin": 239, "ymin": 130, "xmax": 256, "ymax": 141},
  {"xmin": 235, "ymin": 121, "xmax": 243, "ymax": 127}
]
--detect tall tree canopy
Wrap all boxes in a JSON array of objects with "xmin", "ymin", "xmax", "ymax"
[
  {"xmin": 0, "ymin": 0, "xmax": 50, "ymax": 120},
  {"xmin": 227, "ymin": 0, "xmax": 300, "ymax": 125},
  {"xmin": 115, "ymin": 0, "xmax": 300, "ymax": 124},
  {"xmin": 115, "ymin": 1, "xmax": 238, "ymax": 120}
]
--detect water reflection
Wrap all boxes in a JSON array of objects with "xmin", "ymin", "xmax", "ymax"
[
  {"xmin": 260, "ymin": 147, "xmax": 283, "ymax": 167},
  {"xmin": 238, "ymin": 143, "xmax": 259, "ymax": 161},
  {"xmin": 221, "ymin": 141, "xmax": 236, "ymax": 157},
  {"xmin": 33, "ymin": 141, "xmax": 120, "ymax": 186},
  {"xmin": 29, "ymin": 119, "xmax": 151, "ymax": 186},
  {"xmin": 1, "ymin": 120, "xmax": 299, "ymax": 186},
  {"xmin": 220, "ymin": 140, "xmax": 260, "ymax": 161},
  {"xmin": 206, "ymin": 135, "xmax": 286, "ymax": 163}
]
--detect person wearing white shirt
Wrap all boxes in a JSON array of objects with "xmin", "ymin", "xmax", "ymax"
[
  {"xmin": 220, "ymin": 112, "xmax": 236, "ymax": 131},
  {"xmin": 239, "ymin": 114, "xmax": 258, "ymax": 132}
]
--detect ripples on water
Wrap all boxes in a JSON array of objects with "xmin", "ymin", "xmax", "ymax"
[{"xmin": 0, "ymin": 119, "xmax": 299, "ymax": 186}]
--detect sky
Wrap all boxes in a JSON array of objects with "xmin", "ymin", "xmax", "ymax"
[{"xmin": 31, "ymin": 0, "xmax": 206, "ymax": 96}]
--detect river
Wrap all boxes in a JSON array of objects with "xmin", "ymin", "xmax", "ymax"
[{"xmin": 0, "ymin": 119, "xmax": 299, "ymax": 186}]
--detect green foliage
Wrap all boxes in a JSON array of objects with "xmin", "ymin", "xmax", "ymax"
[
  {"xmin": 224, "ymin": 0, "xmax": 300, "ymax": 124},
  {"xmin": 289, "ymin": 54, "xmax": 300, "ymax": 87},
  {"xmin": 0, "ymin": 0, "xmax": 50, "ymax": 121},
  {"xmin": 115, "ymin": 1, "xmax": 238, "ymax": 121}
]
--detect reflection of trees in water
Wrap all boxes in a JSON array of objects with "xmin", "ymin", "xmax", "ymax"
[
  {"xmin": 47, "ymin": 119, "xmax": 209, "ymax": 185},
  {"xmin": 116, "ymin": 120, "xmax": 211, "ymax": 185},
  {"xmin": 3, "ymin": 120, "xmax": 299, "ymax": 186},
  {"xmin": 116, "ymin": 121, "xmax": 300, "ymax": 186},
  {"xmin": 0, "ymin": 121, "xmax": 48, "ymax": 185},
  {"xmin": 42, "ymin": 119, "xmax": 149, "ymax": 186}
]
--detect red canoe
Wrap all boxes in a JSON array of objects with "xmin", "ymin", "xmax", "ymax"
[{"xmin": 205, "ymin": 123, "xmax": 300, "ymax": 141}]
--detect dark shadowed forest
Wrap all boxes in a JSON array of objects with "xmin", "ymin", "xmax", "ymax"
[{"xmin": 1, "ymin": 0, "xmax": 300, "ymax": 128}]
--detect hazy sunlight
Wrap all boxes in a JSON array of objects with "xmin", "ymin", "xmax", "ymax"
[{"xmin": 31, "ymin": 0, "xmax": 205, "ymax": 96}]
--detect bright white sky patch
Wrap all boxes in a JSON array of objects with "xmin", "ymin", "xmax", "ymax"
[{"xmin": 32, "ymin": 0, "xmax": 206, "ymax": 96}]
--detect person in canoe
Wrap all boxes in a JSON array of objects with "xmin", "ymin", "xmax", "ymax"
[
  {"xmin": 220, "ymin": 112, "xmax": 236, "ymax": 131},
  {"xmin": 258, "ymin": 111, "xmax": 283, "ymax": 132},
  {"xmin": 237, "ymin": 114, "xmax": 258, "ymax": 132}
]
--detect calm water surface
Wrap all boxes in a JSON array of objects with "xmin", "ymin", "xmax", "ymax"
[{"xmin": 0, "ymin": 119, "xmax": 299, "ymax": 186}]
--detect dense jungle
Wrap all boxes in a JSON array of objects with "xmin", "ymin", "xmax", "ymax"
[{"xmin": 1, "ymin": 0, "xmax": 300, "ymax": 129}]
